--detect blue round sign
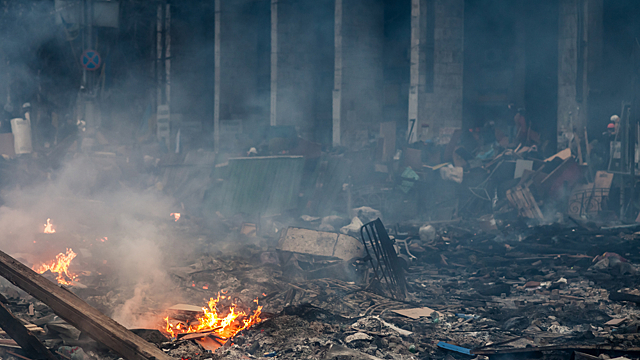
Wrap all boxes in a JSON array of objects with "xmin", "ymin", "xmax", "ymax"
[{"xmin": 81, "ymin": 49, "xmax": 101, "ymax": 71}]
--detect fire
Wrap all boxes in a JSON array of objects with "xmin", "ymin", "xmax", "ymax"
[
  {"xmin": 32, "ymin": 248, "xmax": 78, "ymax": 285},
  {"xmin": 170, "ymin": 213, "xmax": 181, "ymax": 221},
  {"xmin": 43, "ymin": 218, "xmax": 56, "ymax": 234},
  {"xmin": 164, "ymin": 293, "xmax": 263, "ymax": 340}
]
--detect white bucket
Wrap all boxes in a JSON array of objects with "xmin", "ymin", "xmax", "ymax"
[{"xmin": 10, "ymin": 117, "xmax": 33, "ymax": 154}]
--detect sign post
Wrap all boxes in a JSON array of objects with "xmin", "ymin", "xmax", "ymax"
[{"xmin": 81, "ymin": 50, "xmax": 101, "ymax": 71}]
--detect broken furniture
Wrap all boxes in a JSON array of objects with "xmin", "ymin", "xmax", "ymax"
[{"xmin": 359, "ymin": 219, "xmax": 407, "ymax": 300}]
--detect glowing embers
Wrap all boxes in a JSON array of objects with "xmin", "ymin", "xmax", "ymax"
[
  {"xmin": 164, "ymin": 293, "xmax": 262, "ymax": 341},
  {"xmin": 43, "ymin": 218, "xmax": 56, "ymax": 234},
  {"xmin": 32, "ymin": 248, "xmax": 78, "ymax": 286},
  {"xmin": 170, "ymin": 213, "xmax": 181, "ymax": 222}
]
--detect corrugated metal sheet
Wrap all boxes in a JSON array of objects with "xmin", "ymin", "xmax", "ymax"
[
  {"xmin": 208, "ymin": 156, "xmax": 305, "ymax": 216},
  {"xmin": 306, "ymin": 156, "xmax": 351, "ymax": 216}
]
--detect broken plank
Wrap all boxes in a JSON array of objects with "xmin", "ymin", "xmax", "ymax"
[
  {"xmin": 0, "ymin": 301, "xmax": 55, "ymax": 360},
  {"xmin": 391, "ymin": 307, "xmax": 438, "ymax": 319},
  {"xmin": 545, "ymin": 148, "xmax": 571, "ymax": 162},
  {"xmin": 0, "ymin": 326, "xmax": 44, "ymax": 336},
  {"xmin": 605, "ymin": 318, "xmax": 627, "ymax": 326},
  {"xmin": 0, "ymin": 338, "xmax": 20, "ymax": 348},
  {"xmin": 506, "ymin": 186, "xmax": 543, "ymax": 220},
  {"xmin": 0, "ymin": 250, "xmax": 172, "ymax": 360}
]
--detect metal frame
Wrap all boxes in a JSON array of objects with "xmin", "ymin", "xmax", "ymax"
[
  {"xmin": 568, "ymin": 187, "xmax": 611, "ymax": 217},
  {"xmin": 360, "ymin": 219, "xmax": 407, "ymax": 299}
]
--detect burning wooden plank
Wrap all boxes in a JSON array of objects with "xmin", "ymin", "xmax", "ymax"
[{"xmin": 0, "ymin": 249, "xmax": 172, "ymax": 360}]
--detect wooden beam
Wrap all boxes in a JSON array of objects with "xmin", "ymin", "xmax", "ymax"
[
  {"xmin": 0, "ymin": 301, "xmax": 56, "ymax": 360},
  {"xmin": 0, "ymin": 250, "xmax": 172, "ymax": 360}
]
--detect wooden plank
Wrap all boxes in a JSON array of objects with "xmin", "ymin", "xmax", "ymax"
[
  {"xmin": 0, "ymin": 301, "xmax": 55, "ymax": 360},
  {"xmin": 520, "ymin": 187, "xmax": 544, "ymax": 220},
  {"xmin": 545, "ymin": 148, "xmax": 571, "ymax": 162},
  {"xmin": 0, "ymin": 325, "xmax": 44, "ymax": 336},
  {"xmin": 507, "ymin": 186, "xmax": 543, "ymax": 220},
  {"xmin": 0, "ymin": 250, "xmax": 172, "ymax": 360}
]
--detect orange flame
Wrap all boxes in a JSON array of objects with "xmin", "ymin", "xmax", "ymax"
[
  {"xmin": 170, "ymin": 213, "xmax": 181, "ymax": 222},
  {"xmin": 43, "ymin": 218, "xmax": 56, "ymax": 234},
  {"xmin": 164, "ymin": 293, "xmax": 263, "ymax": 340},
  {"xmin": 32, "ymin": 248, "xmax": 78, "ymax": 285}
]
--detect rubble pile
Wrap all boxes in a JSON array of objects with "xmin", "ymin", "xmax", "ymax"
[
  {"xmin": 0, "ymin": 115, "xmax": 637, "ymax": 360},
  {"xmin": 1, "ymin": 213, "xmax": 640, "ymax": 360}
]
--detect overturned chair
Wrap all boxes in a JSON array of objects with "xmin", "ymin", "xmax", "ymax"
[{"xmin": 360, "ymin": 219, "xmax": 407, "ymax": 300}]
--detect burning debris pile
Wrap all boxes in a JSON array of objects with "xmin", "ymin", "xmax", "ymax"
[
  {"xmin": 32, "ymin": 248, "xmax": 78, "ymax": 286},
  {"xmin": 164, "ymin": 294, "xmax": 263, "ymax": 342}
]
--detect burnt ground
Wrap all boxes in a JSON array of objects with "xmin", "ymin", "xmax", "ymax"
[{"xmin": 2, "ymin": 215, "xmax": 639, "ymax": 360}]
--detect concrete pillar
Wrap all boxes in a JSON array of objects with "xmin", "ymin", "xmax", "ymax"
[
  {"xmin": 272, "ymin": 1, "xmax": 334, "ymax": 142},
  {"xmin": 213, "ymin": 0, "xmax": 270, "ymax": 149},
  {"xmin": 336, "ymin": 0, "xmax": 384, "ymax": 147},
  {"xmin": 558, "ymin": 0, "xmax": 586, "ymax": 146},
  {"xmin": 557, "ymin": 0, "xmax": 602, "ymax": 150},
  {"xmin": 332, "ymin": 0, "xmax": 342, "ymax": 147},
  {"xmin": 270, "ymin": 0, "xmax": 278, "ymax": 126},
  {"xmin": 213, "ymin": 0, "xmax": 220, "ymax": 152},
  {"xmin": 409, "ymin": 0, "xmax": 464, "ymax": 143},
  {"xmin": 408, "ymin": 0, "xmax": 421, "ymax": 143}
]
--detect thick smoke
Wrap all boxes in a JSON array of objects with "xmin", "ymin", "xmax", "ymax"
[{"xmin": 0, "ymin": 155, "xmax": 189, "ymax": 326}]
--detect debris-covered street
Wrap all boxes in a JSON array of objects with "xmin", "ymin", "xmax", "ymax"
[{"xmin": 1, "ymin": 1, "xmax": 640, "ymax": 360}]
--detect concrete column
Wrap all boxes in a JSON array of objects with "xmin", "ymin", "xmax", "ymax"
[
  {"xmin": 408, "ymin": 0, "xmax": 421, "ymax": 143},
  {"xmin": 206, "ymin": 0, "xmax": 269, "ymax": 149},
  {"xmin": 412, "ymin": 0, "xmax": 464, "ymax": 142},
  {"xmin": 270, "ymin": 0, "xmax": 278, "ymax": 126},
  {"xmin": 213, "ymin": 0, "xmax": 220, "ymax": 152},
  {"xmin": 338, "ymin": 0, "xmax": 384, "ymax": 146},
  {"xmin": 272, "ymin": 1, "xmax": 334, "ymax": 141},
  {"xmin": 332, "ymin": 0, "xmax": 342, "ymax": 147},
  {"xmin": 558, "ymin": 0, "xmax": 586, "ymax": 146},
  {"xmin": 557, "ymin": 0, "xmax": 602, "ymax": 150}
]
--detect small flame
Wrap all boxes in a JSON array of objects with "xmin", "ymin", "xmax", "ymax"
[
  {"xmin": 43, "ymin": 219, "xmax": 56, "ymax": 234},
  {"xmin": 170, "ymin": 213, "xmax": 181, "ymax": 222},
  {"xmin": 164, "ymin": 293, "xmax": 263, "ymax": 340},
  {"xmin": 97, "ymin": 237, "xmax": 108, "ymax": 242},
  {"xmin": 33, "ymin": 248, "xmax": 78, "ymax": 285}
]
